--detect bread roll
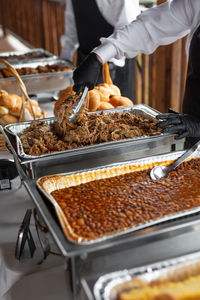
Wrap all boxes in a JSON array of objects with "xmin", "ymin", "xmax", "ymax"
[
  {"xmin": 0, "ymin": 90, "xmax": 8, "ymax": 97},
  {"xmin": 108, "ymin": 84, "xmax": 121, "ymax": 96},
  {"xmin": 24, "ymin": 101, "xmax": 46, "ymax": 119},
  {"xmin": 0, "ymin": 114, "xmax": 19, "ymax": 125},
  {"xmin": 94, "ymin": 83, "xmax": 111, "ymax": 102},
  {"xmin": 29, "ymin": 99, "xmax": 39, "ymax": 107},
  {"xmin": 0, "ymin": 106, "xmax": 9, "ymax": 116},
  {"xmin": 87, "ymin": 90, "xmax": 100, "ymax": 111},
  {"xmin": 97, "ymin": 102, "xmax": 114, "ymax": 110},
  {"xmin": 0, "ymin": 89, "xmax": 46, "ymax": 123},
  {"xmin": 40, "ymin": 108, "xmax": 46, "ymax": 119},
  {"xmin": 109, "ymin": 95, "xmax": 133, "ymax": 107},
  {"xmin": 0, "ymin": 94, "xmax": 22, "ymax": 110},
  {"xmin": 9, "ymin": 96, "xmax": 23, "ymax": 116}
]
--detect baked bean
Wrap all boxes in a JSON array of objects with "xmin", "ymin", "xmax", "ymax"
[{"xmin": 51, "ymin": 159, "xmax": 200, "ymax": 241}]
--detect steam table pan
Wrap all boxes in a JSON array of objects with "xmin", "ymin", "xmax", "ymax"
[
  {"xmin": 0, "ymin": 58, "xmax": 73, "ymax": 94},
  {"xmin": 1, "ymin": 105, "xmax": 184, "ymax": 178},
  {"xmin": 0, "ymin": 48, "xmax": 57, "ymax": 64},
  {"xmin": 84, "ymin": 251, "xmax": 200, "ymax": 300},
  {"xmin": 36, "ymin": 150, "xmax": 200, "ymax": 245}
]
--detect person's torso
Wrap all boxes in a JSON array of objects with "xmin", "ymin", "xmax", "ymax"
[
  {"xmin": 183, "ymin": 23, "xmax": 200, "ymax": 117},
  {"xmin": 72, "ymin": 0, "xmax": 114, "ymax": 55}
]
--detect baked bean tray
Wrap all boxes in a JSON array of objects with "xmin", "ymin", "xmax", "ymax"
[
  {"xmin": 36, "ymin": 150, "xmax": 200, "ymax": 245},
  {"xmin": 91, "ymin": 251, "xmax": 200, "ymax": 300}
]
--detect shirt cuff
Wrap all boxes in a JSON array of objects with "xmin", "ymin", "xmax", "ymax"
[
  {"xmin": 93, "ymin": 43, "xmax": 118, "ymax": 64},
  {"xmin": 60, "ymin": 48, "xmax": 73, "ymax": 63}
]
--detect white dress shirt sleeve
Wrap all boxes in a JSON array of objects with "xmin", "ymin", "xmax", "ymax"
[
  {"xmin": 60, "ymin": 0, "xmax": 79, "ymax": 62},
  {"xmin": 60, "ymin": 0, "xmax": 140, "ymax": 65},
  {"xmin": 96, "ymin": 0, "xmax": 140, "ymax": 29},
  {"xmin": 94, "ymin": 0, "xmax": 198, "ymax": 63}
]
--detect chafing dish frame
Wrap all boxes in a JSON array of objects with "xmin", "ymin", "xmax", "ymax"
[
  {"xmin": 82, "ymin": 251, "xmax": 200, "ymax": 300},
  {"xmin": 3, "ymin": 139, "xmax": 200, "ymax": 297}
]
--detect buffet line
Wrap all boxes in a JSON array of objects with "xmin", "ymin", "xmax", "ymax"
[{"xmin": 1, "ymin": 48, "xmax": 200, "ymax": 300}]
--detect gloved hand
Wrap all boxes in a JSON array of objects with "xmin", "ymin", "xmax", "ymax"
[
  {"xmin": 156, "ymin": 113, "xmax": 200, "ymax": 139},
  {"xmin": 73, "ymin": 53, "xmax": 102, "ymax": 94}
]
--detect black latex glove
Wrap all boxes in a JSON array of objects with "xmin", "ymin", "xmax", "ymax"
[
  {"xmin": 73, "ymin": 53, "xmax": 102, "ymax": 94},
  {"xmin": 156, "ymin": 113, "xmax": 200, "ymax": 139}
]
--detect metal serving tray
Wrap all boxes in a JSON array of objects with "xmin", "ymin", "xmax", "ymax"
[
  {"xmin": 1, "ymin": 105, "xmax": 184, "ymax": 178},
  {"xmin": 90, "ymin": 251, "xmax": 200, "ymax": 300},
  {"xmin": 0, "ymin": 58, "xmax": 73, "ymax": 94},
  {"xmin": 4, "ymin": 105, "xmax": 162, "ymax": 159},
  {"xmin": 36, "ymin": 150, "xmax": 200, "ymax": 245},
  {"xmin": 17, "ymin": 151, "xmax": 200, "ymax": 257},
  {"xmin": 0, "ymin": 48, "xmax": 57, "ymax": 64}
]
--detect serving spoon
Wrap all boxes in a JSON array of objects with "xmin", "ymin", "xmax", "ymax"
[{"xmin": 150, "ymin": 139, "xmax": 200, "ymax": 180}]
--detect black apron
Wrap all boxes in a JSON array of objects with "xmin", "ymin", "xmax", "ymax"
[
  {"xmin": 71, "ymin": 0, "xmax": 135, "ymax": 101},
  {"xmin": 182, "ymin": 24, "xmax": 200, "ymax": 146},
  {"xmin": 71, "ymin": 0, "xmax": 113, "ymax": 65}
]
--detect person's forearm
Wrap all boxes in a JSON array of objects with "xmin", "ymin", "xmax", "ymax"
[{"xmin": 94, "ymin": 0, "xmax": 191, "ymax": 62}]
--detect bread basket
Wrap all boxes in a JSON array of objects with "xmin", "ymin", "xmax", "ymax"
[{"xmin": 0, "ymin": 59, "xmax": 35, "ymax": 151}]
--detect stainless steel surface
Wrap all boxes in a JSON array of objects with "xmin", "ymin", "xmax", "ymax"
[
  {"xmin": 0, "ymin": 48, "xmax": 57, "ymax": 64},
  {"xmin": 68, "ymin": 86, "xmax": 89, "ymax": 122},
  {"xmin": 92, "ymin": 251, "xmax": 200, "ymax": 300},
  {"xmin": 23, "ymin": 176, "xmax": 200, "ymax": 258},
  {"xmin": 3, "ymin": 104, "xmax": 182, "ymax": 160},
  {"xmin": 150, "ymin": 139, "xmax": 200, "ymax": 180},
  {"xmin": 0, "ymin": 58, "xmax": 73, "ymax": 94},
  {"xmin": 1, "ymin": 104, "xmax": 184, "ymax": 179},
  {"xmin": 21, "ymin": 150, "xmax": 200, "ymax": 258}
]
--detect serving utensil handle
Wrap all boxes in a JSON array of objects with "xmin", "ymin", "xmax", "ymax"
[
  {"xmin": 68, "ymin": 86, "xmax": 88, "ymax": 122},
  {"xmin": 165, "ymin": 139, "xmax": 200, "ymax": 174}
]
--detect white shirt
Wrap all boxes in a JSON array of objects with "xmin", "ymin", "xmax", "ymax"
[
  {"xmin": 94, "ymin": 0, "xmax": 200, "ymax": 64},
  {"xmin": 60, "ymin": 0, "xmax": 140, "ymax": 66}
]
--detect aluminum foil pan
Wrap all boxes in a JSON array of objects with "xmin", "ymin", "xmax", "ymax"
[
  {"xmin": 4, "ymin": 105, "xmax": 161, "ymax": 160},
  {"xmin": 36, "ymin": 150, "xmax": 200, "ymax": 245},
  {"xmin": 0, "ymin": 48, "xmax": 57, "ymax": 64},
  {"xmin": 93, "ymin": 251, "xmax": 200, "ymax": 300},
  {"xmin": 0, "ymin": 59, "xmax": 73, "ymax": 94},
  {"xmin": 0, "ymin": 58, "xmax": 73, "ymax": 70}
]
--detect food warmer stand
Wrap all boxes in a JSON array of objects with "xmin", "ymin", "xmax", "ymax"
[{"xmin": 2, "ymin": 100, "xmax": 200, "ymax": 300}]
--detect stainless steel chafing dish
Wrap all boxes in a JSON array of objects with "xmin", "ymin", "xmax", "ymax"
[
  {"xmin": 86, "ymin": 251, "xmax": 200, "ymax": 300},
  {"xmin": 1, "ymin": 105, "xmax": 184, "ymax": 179},
  {"xmin": 0, "ymin": 58, "xmax": 73, "ymax": 94},
  {"xmin": 0, "ymin": 48, "xmax": 57, "ymax": 64},
  {"xmin": 15, "ymin": 150, "xmax": 200, "ymax": 297},
  {"xmin": 36, "ymin": 149, "xmax": 200, "ymax": 245},
  {"xmin": 19, "ymin": 149, "xmax": 200, "ymax": 257}
]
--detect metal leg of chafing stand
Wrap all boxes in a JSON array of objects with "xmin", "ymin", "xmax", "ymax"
[{"xmin": 68, "ymin": 256, "xmax": 81, "ymax": 299}]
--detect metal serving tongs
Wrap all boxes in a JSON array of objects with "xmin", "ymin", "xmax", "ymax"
[
  {"xmin": 68, "ymin": 86, "xmax": 89, "ymax": 123},
  {"xmin": 150, "ymin": 139, "xmax": 200, "ymax": 180}
]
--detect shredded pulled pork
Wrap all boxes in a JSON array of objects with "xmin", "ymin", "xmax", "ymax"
[{"xmin": 20, "ymin": 109, "xmax": 161, "ymax": 156}]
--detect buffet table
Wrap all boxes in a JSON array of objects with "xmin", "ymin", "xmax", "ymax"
[
  {"xmin": 1, "ymin": 54, "xmax": 200, "ymax": 299},
  {"xmin": 1, "ymin": 152, "xmax": 200, "ymax": 300}
]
